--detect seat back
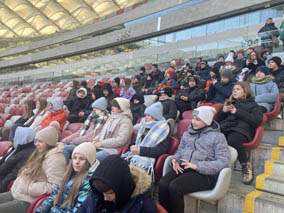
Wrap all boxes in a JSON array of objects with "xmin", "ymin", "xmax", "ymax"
[
  {"xmin": 182, "ymin": 110, "xmax": 193, "ymax": 120},
  {"xmin": 228, "ymin": 146, "xmax": 238, "ymax": 166},
  {"xmin": 156, "ymin": 202, "xmax": 168, "ymax": 213},
  {"xmin": 264, "ymin": 97, "xmax": 281, "ymax": 121},
  {"xmin": 177, "ymin": 119, "xmax": 191, "ymax": 141},
  {"xmin": 68, "ymin": 123, "xmax": 83, "ymax": 133},
  {"xmin": 243, "ymin": 126, "xmax": 264, "ymax": 150},
  {"xmin": 189, "ymin": 168, "xmax": 232, "ymax": 201},
  {"xmin": 0, "ymin": 141, "xmax": 13, "ymax": 157},
  {"xmin": 168, "ymin": 137, "xmax": 179, "ymax": 155},
  {"xmin": 167, "ymin": 119, "xmax": 175, "ymax": 136},
  {"xmin": 27, "ymin": 194, "xmax": 49, "ymax": 213}
]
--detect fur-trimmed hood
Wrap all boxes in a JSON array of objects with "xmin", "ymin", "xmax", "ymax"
[{"xmin": 129, "ymin": 165, "xmax": 151, "ymax": 198}]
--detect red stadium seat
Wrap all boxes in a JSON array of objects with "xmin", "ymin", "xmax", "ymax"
[
  {"xmin": 27, "ymin": 194, "xmax": 49, "ymax": 213},
  {"xmin": 60, "ymin": 123, "xmax": 83, "ymax": 141},
  {"xmin": 6, "ymin": 180, "xmax": 15, "ymax": 192},
  {"xmin": 264, "ymin": 93, "xmax": 283, "ymax": 122},
  {"xmin": 243, "ymin": 115, "xmax": 267, "ymax": 150},
  {"xmin": 0, "ymin": 141, "xmax": 12, "ymax": 157},
  {"xmin": 156, "ymin": 202, "xmax": 168, "ymax": 213},
  {"xmin": 182, "ymin": 110, "xmax": 193, "ymax": 120},
  {"xmin": 155, "ymin": 137, "xmax": 179, "ymax": 181},
  {"xmin": 177, "ymin": 119, "xmax": 191, "ymax": 141}
]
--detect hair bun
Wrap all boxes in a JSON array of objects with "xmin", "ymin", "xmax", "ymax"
[{"xmin": 49, "ymin": 121, "xmax": 60, "ymax": 130}]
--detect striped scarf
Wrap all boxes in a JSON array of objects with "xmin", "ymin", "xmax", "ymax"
[
  {"xmin": 80, "ymin": 110, "xmax": 109, "ymax": 136},
  {"xmin": 122, "ymin": 117, "xmax": 169, "ymax": 175}
]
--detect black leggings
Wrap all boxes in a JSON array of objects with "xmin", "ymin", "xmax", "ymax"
[
  {"xmin": 159, "ymin": 169, "xmax": 216, "ymax": 213},
  {"xmin": 225, "ymin": 131, "xmax": 249, "ymax": 164}
]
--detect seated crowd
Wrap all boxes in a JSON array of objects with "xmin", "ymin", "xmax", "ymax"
[{"xmin": 0, "ymin": 45, "xmax": 283, "ymax": 213}]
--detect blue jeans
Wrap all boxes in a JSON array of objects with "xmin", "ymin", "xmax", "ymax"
[
  {"xmin": 96, "ymin": 149, "xmax": 110, "ymax": 163},
  {"xmin": 63, "ymin": 145, "xmax": 76, "ymax": 164}
]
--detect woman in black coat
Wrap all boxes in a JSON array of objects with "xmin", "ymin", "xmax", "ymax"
[
  {"xmin": 0, "ymin": 127, "xmax": 35, "ymax": 192},
  {"xmin": 130, "ymin": 94, "xmax": 146, "ymax": 125},
  {"xmin": 175, "ymin": 76, "xmax": 205, "ymax": 117},
  {"xmin": 215, "ymin": 82, "xmax": 263, "ymax": 185}
]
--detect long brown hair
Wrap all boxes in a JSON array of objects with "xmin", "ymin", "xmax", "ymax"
[
  {"xmin": 22, "ymin": 100, "xmax": 36, "ymax": 119},
  {"xmin": 123, "ymin": 78, "xmax": 132, "ymax": 92},
  {"xmin": 18, "ymin": 144, "xmax": 53, "ymax": 180},
  {"xmin": 35, "ymin": 99, "xmax": 48, "ymax": 117},
  {"xmin": 26, "ymin": 99, "xmax": 48, "ymax": 126},
  {"xmin": 53, "ymin": 159, "xmax": 91, "ymax": 208},
  {"xmin": 228, "ymin": 82, "xmax": 254, "ymax": 102}
]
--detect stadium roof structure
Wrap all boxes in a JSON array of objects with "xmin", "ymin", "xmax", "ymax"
[{"xmin": 0, "ymin": 0, "xmax": 144, "ymax": 38}]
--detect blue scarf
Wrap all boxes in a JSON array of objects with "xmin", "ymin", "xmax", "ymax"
[{"xmin": 122, "ymin": 117, "xmax": 169, "ymax": 175}]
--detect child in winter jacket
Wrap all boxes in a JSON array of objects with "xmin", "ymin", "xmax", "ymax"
[
  {"xmin": 123, "ymin": 102, "xmax": 170, "ymax": 175},
  {"xmin": 249, "ymin": 65, "xmax": 279, "ymax": 112},
  {"xmin": 159, "ymin": 106, "xmax": 230, "ymax": 213},
  {"xmin": 35, "ymin": 142, "xmax": 99, "ymax": 213},
  {"xmin": 92, "ymin": 98, "xmax": 133, "ymax": 162},
  {"xmin": 0, "ymin": 121, "xmax": 67, "ymax": 212},
  {"xmin": 0, "ymin": 127, "xmax": 35, "ymax": 192},
  {"xmin": 216, "ymin": 82, "xmax": 263, "ymax": 185},
  {"xmin": 41, "ymin": 97, "xmax": 66, "ymax": 131},
  {"xmin": 78, "ymin": 155, "xmax": 157, "ymax": 213}
]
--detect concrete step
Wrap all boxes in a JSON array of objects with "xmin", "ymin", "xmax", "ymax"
[
  {"xmin": 262, "ymin": 129, "xmax": 283, "ymax": 146},
  {"xmin": 264, "ymin": 119, "xmax": 284, "ymax": 131},
  {"xmin": 234, "ymin": 143, "xmax": 275, "ymax": 180},
  {"xmin": 264, "ymin": 159, "xmax": 284, "ymax": 177},
  {"xmin": 256, "ymin": 174, "xmax": 284, "ymax": 196},
  {"xmin": 271, "ymin": 147, "xmax": 284, "ymax": 161},
  {"xmin": 183, "ymin": 172, "xmax": 284, "ymax": 213}
]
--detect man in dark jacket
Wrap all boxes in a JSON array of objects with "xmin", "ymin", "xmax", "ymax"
[
  {"xmin": 150, "ymin": 64, "xmax": 164, "ymax": 83},
  {"xmin": 159, "ymin": 87, "xmax": 177, "ymax": 120},
  {"xmin": 269, "ymin": 56, "xmax": 284, "ymax": 92},
  {"xmin": 206, "ymin": 69, "xmax": 234, "ymax": 104},
  {"xmin": 196, "ymin": 60, "xmax": 211, "ymax": 81},
  {"xmin": 212, "ymin": 55, "xmax": 225, "ymax": 79},
  {"xmin": 258, "ymin": 18, "xmax": 279, "ymax": 51},
  {"xmin": 175, "ymin": 76, "xmax": 205, "ymax": 117}
]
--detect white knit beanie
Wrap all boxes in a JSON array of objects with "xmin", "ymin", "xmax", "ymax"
[
  {"xmin": 114, "ymin": 97, "xmax": 130, "ymax": 112},
  {"xmin": 72, "ymin": 142, "xmax": 96, "ymax": 165},
  {"xmin": 193, "ymin": 106, "xmax": 216, "ymax": 125},
  {"xmin": 35, "ymin": 121, "xmax": 60, "ymax": 146}
]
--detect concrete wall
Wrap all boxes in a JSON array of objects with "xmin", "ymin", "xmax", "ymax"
[{"xmin": 0, "ymin": 0, "xmax": 282, "ymax": 69}]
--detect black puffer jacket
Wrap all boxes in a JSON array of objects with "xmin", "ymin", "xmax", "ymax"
[
  {"xmin": 102, "ymin": 83, "xmax": 119, "ymax": 111},
  {"xmin": 215, "ymin": 99, "xmax": 263, "ymax": 141},
  {"xmin": 130, "ymin": 94, "xmax": 146, "ymax": 125},
  {"xmin": 0, "ymin": 142, "xmax": 35, "ymax": 192},
  {"xmin": 160, "ymin": 99, "xmax": 177, "ymax": 120},
  {"xmin": 176, "ymin": 86, "xmax": 205, "ymax": 110}
]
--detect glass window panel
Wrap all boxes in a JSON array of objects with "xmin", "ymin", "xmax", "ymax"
[
  {"xmin": 191, "ymin": 25, "xmax": 206, "ymax": 38},
  {"xmin": 176, "ymin": 29, "xmax": 191, "ymax": 41},
  {"xmin": 248, "ymin": 11, "xmax": 260, "ymax": 26},
  {"xmin": 224, "ymin": 17, "xmax": 239, "ymax": 30},
  {"xmin": 207, "ymin": 20, "xmax": 223, "ymax": 34}
]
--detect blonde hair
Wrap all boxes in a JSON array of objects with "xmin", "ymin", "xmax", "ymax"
[
  {"xmin": 18, "ymin": 145, "xmax": 53, "ymax": 180},
  {"xmin": 228, "ymin": 81, "xmax": 254, "ymax": 102},
  {"xmin": 53, "ymin": 159, "xmax": 91, "ymax": 208}
]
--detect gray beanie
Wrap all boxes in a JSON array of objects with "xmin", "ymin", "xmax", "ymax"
[
  {"xmin": 92, "ymin": 97, "xmax": 107, "ymax": 111},
  {"xmin": 51, "ymin": 97, "xmax": 64, "ymax": 111},
  {"xmin": 35, "ymin": 121, "xmax": 60, "ymax": 147}
]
